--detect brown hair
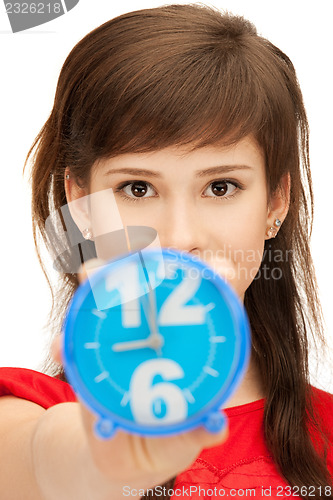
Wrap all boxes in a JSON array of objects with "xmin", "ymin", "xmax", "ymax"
[{"xmin": 25, "ymin": 3, "xmax": 331, "ymax": 498}]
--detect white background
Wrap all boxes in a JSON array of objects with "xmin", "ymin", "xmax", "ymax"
[{"xmin": 0, "ymin": 0, "xmax": 332, "ymax": 391}]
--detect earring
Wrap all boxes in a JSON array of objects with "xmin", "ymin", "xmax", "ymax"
[
  {"xmin": 82, "ymin": 228, "xmax": 93, "ymax": 240},
  {"xmin": 266, "ymin": 226, "xmax": 277, "ymax": 238},
  {"xmin": 266, "ymin": 218, "xmax": 282, "ymax": 238},
  {"xmin": 66, "ymin": 174, "xmax": 70, "ymax": 180}
]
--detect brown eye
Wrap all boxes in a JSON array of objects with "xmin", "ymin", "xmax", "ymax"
[
  {"xmin": 118, "ymin": 181, "xmax": 156, "ymax": 200},
  {"xmin": 211, "ymin": 181, "xmax": 228, "ymax": 196},
  {"xmin": 204, "ymin": 180, "xmax": 238, "ymax": 198},
  {"xmin": 130, "ymin": 181, "xmax": 148, "ymax": 197},
  {"xmin": 203, "ymin": 180, "xmax": 241, "ymax": 199}
]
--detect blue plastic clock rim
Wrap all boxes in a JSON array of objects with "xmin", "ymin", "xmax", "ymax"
[
  {"xmin": 63, "ymin": 248, "xmax": 251, "ymax": 436},
  {"xmin": 63, "ymin": 247, "xmax": 251, "ymax": 437}
]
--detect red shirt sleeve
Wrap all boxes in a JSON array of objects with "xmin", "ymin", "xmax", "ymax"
[{"xmin": 0, "ymin": 367, "xmax": 77, "ymax": 408}]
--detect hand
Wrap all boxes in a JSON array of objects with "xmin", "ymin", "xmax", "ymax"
[
  {"xmin": 51, "ymin": 258, "xmax": 229, "ymax": 493},
  {"xmin": 112, "ymin": 273, "xmax": 165, "ymax": 355},
  {"xmin": 142, "ymin": 284, "xmax": 164, "ymax": 356},
  {"xmin": 111, "ymin": 269, "xmax": 164, "ymax": 354}
]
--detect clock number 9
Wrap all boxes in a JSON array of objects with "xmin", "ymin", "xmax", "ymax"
[{"xmin": 130, "ymin": 359, "xmax": 188, "ymax": 424}]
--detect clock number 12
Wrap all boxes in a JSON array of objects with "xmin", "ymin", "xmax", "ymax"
[{"xmin": 105, "ymin": 262, "xmax": 207, "ymax": 327}]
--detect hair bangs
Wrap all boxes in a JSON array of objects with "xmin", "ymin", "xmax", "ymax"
[
  {"xmin": 60, "ymin": 13, "xmax": 281, "ymax": 165},
  {"xmin": 87, "ymin": 52, "xmax": 268, "ymax": 157}
]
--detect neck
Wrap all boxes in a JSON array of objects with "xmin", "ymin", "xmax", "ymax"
[
  {"xmin": 222, "ymin": 354, "xmax": 265, "ymax": 409},
  {"xmin": 222, "ymin": 292, "xmax": 265, "ymax": 408}
]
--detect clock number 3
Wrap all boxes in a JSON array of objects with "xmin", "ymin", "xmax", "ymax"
[{"xmin": 130, "ymin": 359, "xmax": 188, "ymax": 424}]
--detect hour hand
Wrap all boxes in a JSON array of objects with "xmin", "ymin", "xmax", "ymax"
[{"xmin": 112, "ymin": 334, "xmax": 164, "ymax": 352}]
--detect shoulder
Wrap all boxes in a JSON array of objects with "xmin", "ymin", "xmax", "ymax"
[
  {"xmin": 307, "ymin": 385, "xmax": 333, "ymax": 429},
  {"xmin": 0, "ymin": 367, "xmax": 76, "ymax": 408},
  {"xmin": 307, "ymin": 385, "xmax": 333, "ymax": 467},
  {"xmin": 308, "ymin": 385, "xmax": 333, "ymax": 420}
]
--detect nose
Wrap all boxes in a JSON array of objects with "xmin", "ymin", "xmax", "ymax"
[{"xmin": 157, "ymin": 202, "xmax": 208, "ymax": 255}]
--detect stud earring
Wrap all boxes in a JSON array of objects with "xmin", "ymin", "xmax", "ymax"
[
  {"xmin": 266, "ymin": 218, "xmax": 282, "ymax": 239},
  {"xmin": 266, "ymin": 226, "xmax": 277, "ymax": 239},
  {"xmin": 82, "ymin": 228, "xmax": 93, "ymax": 240},
  {"xmin": 66, "ymin": 174, "xmax": 70, "ymax": 180}
]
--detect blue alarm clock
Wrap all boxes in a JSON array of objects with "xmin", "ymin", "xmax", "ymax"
[{"xmin": 63, "ymin": 247, "xmax": 251, "ymax": 439}]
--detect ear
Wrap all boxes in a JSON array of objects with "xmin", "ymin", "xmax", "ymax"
[
  {"xmin": 64, "ymin": 168, "xmax": 91, "ymax": 237},
  {"xmin": 64, "ymin": 168, "xmax": 127, "ymax": 257},
  {"xmin": 265, "ymin": 173, "xmax": 290, "ymax": 240}
]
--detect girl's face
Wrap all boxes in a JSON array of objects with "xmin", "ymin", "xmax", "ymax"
[{"xmin": 67, "ymin": 136, "xmax": 288, "ymax": 301}]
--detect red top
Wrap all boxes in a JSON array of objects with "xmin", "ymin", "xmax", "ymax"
[{"xmin": 1, "ymin": 367, "xmax": 332, "ymax": 498}]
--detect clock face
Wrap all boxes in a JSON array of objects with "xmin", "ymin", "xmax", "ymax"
[{"xmin": 63, "ymin": 247, "xmax": 250, "ymax": 437}]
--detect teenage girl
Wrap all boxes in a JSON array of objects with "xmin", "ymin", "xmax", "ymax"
[{"xmin": 0, "ymin": 4, "xmax": 332, "ymax": 499}]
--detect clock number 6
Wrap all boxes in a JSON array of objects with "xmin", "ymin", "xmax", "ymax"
[{"xmin": 130, "ymin": 359, "xmax": 188, "ymax": 424}]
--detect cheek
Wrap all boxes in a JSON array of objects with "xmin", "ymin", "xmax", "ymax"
[
  {"xmin": 118, "ymin": 205, "xmax": 157, "ymax": 227},
  {"xmin": 221, "ymin": 202, "xmax": 268, "ymax": 296}
]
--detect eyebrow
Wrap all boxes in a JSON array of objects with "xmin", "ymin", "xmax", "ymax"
[{"xmin": 104, "ymin": 165, "xmax": 253, "ymax": 178}]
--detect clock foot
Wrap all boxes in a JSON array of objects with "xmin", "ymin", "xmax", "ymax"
[
  {"xmin": 95, "ymin": 417, "xmax": 117, "ymax": 440},
  {"xmin": 204, "ymin": 410, "xmax": 226, "ymax": 433}
]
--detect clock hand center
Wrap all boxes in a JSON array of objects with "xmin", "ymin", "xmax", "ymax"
[{"xmin": 148, "ymin": 332, "xmax": 164, "ymax": 349}]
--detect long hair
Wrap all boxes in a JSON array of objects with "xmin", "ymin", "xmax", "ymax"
[{"xmin": 25, "ymin": 3, "xmax": 331, "ymax": 498}]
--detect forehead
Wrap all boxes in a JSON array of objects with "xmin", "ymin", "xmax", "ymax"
[{"xmin": 93, "ymin": 136, "xmax": 265, "ymax": 178}]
